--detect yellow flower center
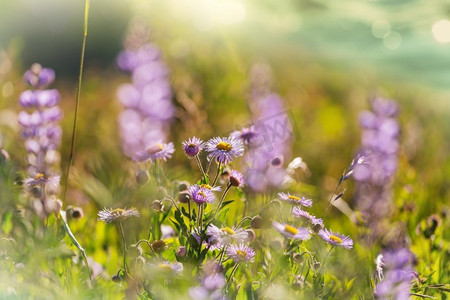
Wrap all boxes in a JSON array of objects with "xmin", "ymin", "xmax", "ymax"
[
  {"xmin": 221, "ymin": 227, "xmax": 235, "ymax": 235},
  {"xmin": 330, "ymin": 235, "xmax": 343, "ymax": 243},
  {"xmin": 288, "ymin": 195, "xmax": 301, "ymax": 202},
  {"xmin": 35, "ymin": 173, "xmax": 45, "ymax": 180},
  {"xmin": 216, "ymin": 141, "xmax": 232, "ymax": 151},
  {"xmin": 284, "ymin": 225, "xmax": 298, "ymax": 235},
  {"xmin": 111, "ymin": 208, "xmax": 125, "ymax": 215},
  {"xmin": 236, "ymin": 250, "xmax": 247, "ymax": 259},
  {"xmin": 158, "ymin": 264, "xmax": 172, "ymax": 271},
  {"xmin": 198, "ymin": 191, "xmax": 206, "ymax": 197},
  {"xmin": 200, "ymin": 184, "xmax": 212, "ymax": 190},
  {"xmin": 147, "ymin": 143, "xmax": 163, "ymax": 155}
]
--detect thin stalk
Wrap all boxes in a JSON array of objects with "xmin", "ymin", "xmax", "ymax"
[
  {"xmin": 321, "ymin": 180, "xmax": 342, "ymax": 220},
  {"xmin": 205, "ymin": 158, "xmax": 213, "ymax": 174},
  {"xmin": 318, "ymin": 246, "xmax": 334, "ymax": 275},
  {"xmin": 195, "ymin": 155, "xmax": 205, "ymax": 177},
  {"xmin": 227, "ymin": 262, "xmax": 240, "ymax": 288},
  {"xmin": 212, "ymin": 183, "xmax": 231, "ymax": 219},
  {"xmin": 62, "ymin": 0, "xmax": 90, "ymax": 203},
  {"xmin": 118, "ymin": 222, "xmax": 129, "ymax": 279},
  {"xmin": 218, "ymin": 246, "xmax": 227, "ymax": 265},
  {"xmin": 211, "ymin": 162, "xmax": 222, "ymax": 186}
]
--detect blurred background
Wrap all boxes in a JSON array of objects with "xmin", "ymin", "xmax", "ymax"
[{"xmin": 0, "ymin": 0, "xmax": 449, "ymax": 297}]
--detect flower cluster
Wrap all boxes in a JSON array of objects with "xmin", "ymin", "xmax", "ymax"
[
  {"xmin": 116, "ymin": 24, "xmax": 174, "ymax": 159},
  {"xmin": 353, "ymin": 97, "xmax": 400, "ymax": 238},
  {"xmin": 375, "ymin": 248, "xmax": 415, "ymax": 299},
  {"xmin": 241, "ymin": 64, "xmax": 294, "ymax": 192},
  {"xmin": 18, "ymin": 63, "xmax": 62, "ymax": 217}
]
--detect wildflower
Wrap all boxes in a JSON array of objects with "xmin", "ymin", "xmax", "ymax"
[
  {"xmin": 206, "ymin": 224, "xmax": 249, "ymax": 246},
  {"xmin": 133, "ymin": 142, "xmax": 174, "ymax": 162},
  {"xmin": 176, "ymin": 246, "xmax": 187, "ymax": 258},
  {"xmin": 182, "ymin": 136, "xmax": 204, "ymax": 157},
  {"xmin": 189, "ymin": 273, "xmax": 227, "ymax": 300},
  {"xmin": 230, "ymin": 126, "xmax": 261, "ymax": 147},
  {"xmin": 189, "ymin": 184, "xmax": 216, "ymax": 205},
  {"xmin": 97, "ymin": 207, "xmax": 140, "ymax": 223},
  {"xmin": 116, "ymin": 23, "xmax": 175, "ymax": 158},
  {"xmin": 226, "ymin": 243, "xmax": 255, "ymax": 263},
  {"xmin": 205, "ymin": 136, "xmax": 244, "ymax": 165},
  {"xmin": 152, "ymin": 261, "xmax": 183, "ymax": 275},
  {"xmin": 229, "ymin": 170, "xmax": 244, "ymax": 188},
  {"xmin": 273, "ymin": 221, "xmax": 311, "ymax": 240},
  {"xmin": 23, "ymin": 63, "xmax": 55, "ymax": 89},
  {"xmin": 278, "ymin": 192, "xmax": 312, "ymax": 207},
  {"xmin": 318, "ymin": 228, "xmax": 353, "ymax": 250},
  {"xmin": 375, "ymin": 248, "xmax": 414, "ymax": 300},
  {"xmin": 292, "ymin": 207, "xmax": 323, "ymax": 227}
]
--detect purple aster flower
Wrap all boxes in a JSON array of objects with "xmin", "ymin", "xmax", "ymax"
[
  {"xmin": 133, "ymin": 142, "xmax": 174, "ymax": 162},
  {"xmin": 189, "ymin": 184, "xmax": 216, "ymax": 205},
  {"xmin": 318, "ymin": 228, "xmax": 353, "ymax": 250},
  {"xmin": 192, "ymin": 230, "xmax": 222, "ymax": 251},
  {"xmin": 226, "ymin": 243, "xmax": 255, "ymax": 263},
  {"xmin": 206, "ymin": 224, "xmax": 249, "ymax": 246},
  {"xmin": 229, "ymin": 169, "xmax": 244, "ymax": 187},
  {"xmin": 182, "ymin": 137, "xmax": 204, "ymax": 157},
  {"xmin": 278, "ymin": 192, "xmax": 312, "ymax": 207},
  {"xmin": 205, "ymin": 136, "xmax": 244, "ymax": 165},
  {"xmin": 230, "ymin": 126, "xmax": 261, "ymax": 147},
  {"xmin": 292, "ymin": 207, "xmax": 324, "ymax": 227},
  {"xmin": 375, "ymin": 248, "xmax": 414, "ymax": 300},
  {"xmin": 23, "ymin": 63, "xmax": 55, "ymax": 89},
  {"xmin": 273, "ymin": 221, "xmax": 311, "ymax": 240},
  {"xmin": 97, "ymin": 207, "xmax": 140, "ymax": 223}
]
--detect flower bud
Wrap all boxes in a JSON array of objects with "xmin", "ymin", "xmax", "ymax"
[
  {"xmin": 176, "ymin": 246, "xmax": 187, "ymax": 258},
  {"xmin": 250, "ymin": 215, "xmax": 264, "ymax": 229},
  {"xmin": 136, "ymin": 169, "xmax": 149, "ymax": 185},
  {"xmin": 244, "ymin": 229, "xmax": 256, "ymax": 242},
  {"xmin": 178, "ymin": 191, "xmax": 191, "ymax": 204},
  {"xmin": 178, "ymin": 181, "xmax": 190, "ymax": 192},
  {"xmin": 151, "ymin": 240, "xmax": 166, "ymax": 254},
  {"xmin": 152, "ymin": 200, "xmax": 164, "ymax": 212}
]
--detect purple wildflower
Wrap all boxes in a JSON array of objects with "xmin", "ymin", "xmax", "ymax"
[
  {"xmin": 226, "ymin": 244, "xmax": 255, "ymax": 263},
  {"xmin": 229, "ymin": 170, "xmax": 244, "ymax": 187},
  {"xmin": 278, "ymin": 192, "xmax": 312, "ymax": 207},
  {"xmin": 97, "ymin": 207, "xmax": 140, "ymax": 223},
  {"xmin": 353, "ymin": 97, "xmax": 400, "ymax": 239},
  {"xmin": 133, "ymin": 142, "xmax": 174, "ymax": 163},
  {"xmin": 205, "ymin": 136, "xmax": 244, "ymax": 165},
  {"xmin": 292, "ymin": 207, "xmax": 323, "ymax": 227},
  {"xmin": 230, "ymin": 126, "xmax": 261, "ymax": 147},
  {"xmin": 18, "ymin": 64, "xmax": 62, "ymax": 217},
  {"xmin": 375, "ymin": 248, "xmax": 414, "ymax": 300},
  {"xmin": 116, "ymin": 23, "xmax": 175, "ymax": 159},
  {"xmin": 318, "ymin": 228, "xmax": 353, "ymax": 250},
  {"xmin": 206, "ymin": 224, "xmax": 249, "ymax": 246},
  {"xmin": 23, "ymin": 63, "xmax": 55, "ymax": 89},
  {"xmin": 273, "ymin": 221, "xmax": 311, "ymax": 240},
  {"xmin": 182, "ymin": 136, "xmax": 204, "ymax": 157},
  {"xmin": 189, "ymin": 184, "xmax": 216, "ymax": 205}
]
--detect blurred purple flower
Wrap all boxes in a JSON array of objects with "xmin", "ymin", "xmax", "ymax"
[
  {"xmin": 375, "ymin": 248, "xmax": 414, "ymax": 300},
  {"xmin": 116, "ymin": 27, "xmax": 175, "ymax": 159},
  {"xmin": 23, "ymin": 63, "xmax": 55, "ymax": 89},
  {"xmin": 182, "ymin": 137, "xmax": 204, "ymax": 157}
]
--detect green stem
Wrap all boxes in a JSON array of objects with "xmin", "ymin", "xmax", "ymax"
[
  {"xmin": 212, "ymin": 183, "xmax": 231, "ymax": 219},
  {"xmin": 118, "ymin": 222, "xmax": 129, "ymax": 279},
  {"xmin": 211, "ymin": 162, "xmax": 222, "ymax": 186},
  {"xmin": 227, "ymin": 262, "xmax": 240, "ymax": 288},
  {"xmin": 62, "ymin": 0, "xmax": 90, "ymax": 203},
  {"xmin": 195, "ymin": 155, "xmax": 205, "ymax": 177}
]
